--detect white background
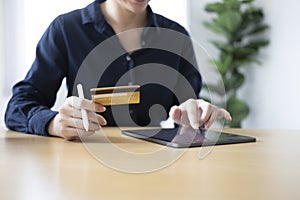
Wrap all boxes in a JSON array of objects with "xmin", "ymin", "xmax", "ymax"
[{"xmin": 0, "ymin": 0, "xmax": 299, "ymax": 129}]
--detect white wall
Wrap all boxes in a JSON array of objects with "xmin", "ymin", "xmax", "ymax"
[
  {"xmin": 0, "ymin": 1, "xmax": 4, "ymax": 104},
  {"xmin": 0, "ymin": 1, "xmax": 3, "ymax": 85},
  {"xmin": 189, "ymin": 0, "xmax": 300, "ymax": 129},
  {"xmin": 2, "ymin": 0, "xmax": 25, "ymax": 97},
  {"xmin": 150, "ymin": 0, "xmax": 188, "ymax": 29},
  {"xmin": 0, "ymin": 0, "xmax": 20, "ymax": 127},
  {"xmin": 243, "ymin": 0, "xmax": 300, "ymax": 129}
]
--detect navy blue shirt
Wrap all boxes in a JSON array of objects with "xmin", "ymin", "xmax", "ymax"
[{"xmin": 5, "ymin": 0, "xmax": 202, "ymax": 136}]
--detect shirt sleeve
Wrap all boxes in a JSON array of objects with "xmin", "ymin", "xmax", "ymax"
[{"xmin": 4, "ymin": 17, "xmax": 67, "ymax": 136}]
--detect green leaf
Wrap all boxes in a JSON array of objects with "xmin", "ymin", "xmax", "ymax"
[
  {"xmin": 226, "ymin": 95, "xmax": 250, "ymax": 128},
  {"xmin": 240, "ymin": 0, "xmax": 254, "ymax": 3},
  {"xmin": 205, "ymin": 2, "xmax": 226, "ymax": 13},
  {"xmin": 243, "ymin": 7, "xmax": 264, "ymax": 24},
  {"xmin": 212, "ymin": 56, "xmax": 233, "ymax": 75},
  {"xmin": 235, "ymin": 58, "xmax": 261, "ymax": 68},
  {"xmin": 244, "ymin": 40, "xmax": 269, "ymax": 50},
  {"xmin": 220, "ymin": 53, "xmax": 234, "ymax": 71},
  {"xmin": 213, "ymin": 60, "xmax": 227, "ymax": 75},
  {"xmin": 205, "ymin": 1, "xmax": 240, "ymax": 13},
  {"xmin": 224, "ymin": 0, "xmax": 240, "ymax": 9},
  {"xmin": 239, "ymin": 7, "xmax": 265, "ymax": 33},
  {"xmin": 234, "ymin": 47, "xmax": 256, "ymax": 59},
  {"xmin": 211, "ymin": 40, "xmax": 234, "ymax": 53},
  {"xmin": 247, "ymin": 24, "xmax": 269, "ymax": 35},
  {"xmin": 216, "ymin": 11, "xmax": 242, "ymax": 34},
  {"xmin": 224, "ymin": 72, "xmax": 245, "ymax": 91},
  {"xmin": 203, "ymin": 21, "xmax": 228, "ymax": 36}
]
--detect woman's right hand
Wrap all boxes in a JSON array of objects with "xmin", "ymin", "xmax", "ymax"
[{"xmin": 47, "ymin": 96, "xmax": 107, "ymax": 140}]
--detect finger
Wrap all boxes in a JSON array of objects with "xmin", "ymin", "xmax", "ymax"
[
  {"xmin": 58, "ymin": 102, "xmax": 74, "ymax": 117},
  {"xmin": 169, "ymin": 106, "xmax": 182, "ymax": 124},
  {"xmin": 75, "ymin": 111, "xmax": 107, "ymax": 127},
  {"xmin": 60, "ymin": 114, "xmax": 101, "ymax": 132},
  {"xmin": 60, "ymin": 107, "xmax": 105, "ymax": 130},
  {"xmin": 66, "ymin": 108, "xmax": 100, "ymax": 124},
  {"xmin": 91, "ymin": 102, "xmax": 106, "ymax": 113},
  {"xmin": 81, "ymin": 119, "xmax": 101, "ymax": 132},
  {"xmin": 80, "ymin": 112, "xmax": 107, "ymax": 127},
  {"xmin": 218, "ymin": 108, "xmax": 232, "ymax": 121},
  {"xmin": 96, "ymin": 114, "xmax": 107, "ymax": 126},
  {"xmin": 204, "ymin": 109, "xmax": 219, "ymax": 128},
  {"xmin": 184, "ymin": 99, "xmax": 200, "ymax": 129},
  {"xmin": 198, "ymin": 101, "xmax": 214, "ymax": 126},
  {"xmin": 60, "ymin": 103, "xmax": 106, "ymax": 126},
  {"xmin": 67, "ymin": 96, "xmax": 106, "ymax": 112}
]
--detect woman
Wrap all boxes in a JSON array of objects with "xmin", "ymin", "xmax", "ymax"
[{"xmin": 5, "ymin": 0, "xmax": 231, "ymax": 140}]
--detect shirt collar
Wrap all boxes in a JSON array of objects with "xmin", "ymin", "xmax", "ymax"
[
  {"xmin": 81, "ymin": 0, "xmax": 159, "ymax": 33},
  {"xmin": 81, "ymin": 0, "xmax": 103, "ymax": 25}
]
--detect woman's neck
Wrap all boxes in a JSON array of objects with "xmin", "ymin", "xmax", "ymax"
[{"xmin": 100, "ymin": 1, "xmax": 148, "ymax": 33}]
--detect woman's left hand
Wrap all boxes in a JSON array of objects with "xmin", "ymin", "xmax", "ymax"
[{"xmin": 169, "ymin": 99, "xmax": 232, "ymax": 129}]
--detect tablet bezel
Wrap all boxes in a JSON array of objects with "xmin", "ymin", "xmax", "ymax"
[{"xmin": 121, "ymin": 127, "xmax": 256, "ymax": 148}]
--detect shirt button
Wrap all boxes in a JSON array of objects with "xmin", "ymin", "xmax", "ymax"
[{"xmin": 126, "ymin": 55, "xmax": 131, "ymax": 61}]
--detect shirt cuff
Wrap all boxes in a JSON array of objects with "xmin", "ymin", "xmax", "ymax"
[
  {"xmin": 28, "ymin": 109, "xmax": 58, "ymax": 136},
  {"xmin": 160, "ymin": 117, "xmax": 175, "ymax": 129}
]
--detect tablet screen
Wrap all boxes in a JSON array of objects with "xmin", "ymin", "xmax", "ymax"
[{"xmin": 122, "ymin": 127, "xmax": 256, "ymax": 148}]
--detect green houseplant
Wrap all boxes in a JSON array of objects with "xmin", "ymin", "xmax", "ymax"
[{"xmin": 203, "ymin": 0, "xmax": 269, "ymax": 127}]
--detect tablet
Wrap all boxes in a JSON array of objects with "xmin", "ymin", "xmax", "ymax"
[{"xmin": 122, "ymin": 127, "xmax": 256, "ymax": 148}]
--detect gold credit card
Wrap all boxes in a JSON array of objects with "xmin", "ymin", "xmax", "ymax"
[{"xmin": 90, "ymin": 85, "xmax": 140, "ymax": 106}]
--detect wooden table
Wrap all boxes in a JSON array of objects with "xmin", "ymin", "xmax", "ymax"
[{"xmin": 1, "ymin": 127, "xmax": 300, "ymax": 200}]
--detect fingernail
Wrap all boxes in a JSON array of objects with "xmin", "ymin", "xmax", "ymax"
[
  {"xmin": 227, "ymin": 113, "xmax": 232, "ymax": 121},
  {"xmin": 97, "ymin": 105, "xmax": 106, "ymax": 112}
]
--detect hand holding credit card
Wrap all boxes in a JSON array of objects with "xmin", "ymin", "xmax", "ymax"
[{"xmin": 90, "ymin": 85, "xmax": 140, "ymax": 106}]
